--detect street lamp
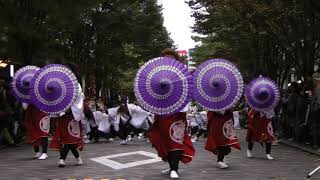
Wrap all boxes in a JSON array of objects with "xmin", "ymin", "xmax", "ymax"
[{"xmin": 10, "ymin": 64, "xmax": 14, "ymax": 77}]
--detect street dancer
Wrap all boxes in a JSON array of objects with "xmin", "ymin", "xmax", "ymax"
[
  {"xmin": 246, "ymin": 108, "xmax": 275, "ymax": 160},
  {"xmin": 205, "ymin": 110, "xmax": 241, "ymax": 169},
  {"xmin": 244, "ymin": 76, "xmax": 280, "ymax": 160},
  {"xmin": 148, "ymin": 49, "xmax": 195, "ymax": 179},
  {"xmin": 23, "ymin": 103, "xmax": 50, "ymax": 160}
]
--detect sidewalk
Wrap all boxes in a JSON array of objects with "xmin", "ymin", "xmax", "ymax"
[{"xmin": 280, "ymin": 139, "xmax": 320, "ymax": 156}]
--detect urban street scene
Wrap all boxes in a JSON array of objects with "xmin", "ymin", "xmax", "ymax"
[{"xmin": 0, "ymin": 0, "xmax": 320, "ymax": 180}]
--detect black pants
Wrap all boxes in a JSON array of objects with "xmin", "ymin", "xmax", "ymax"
[
  {"xmin": 167, "ymin": 150, "xmax": 183, "ymax": 172},
  {"xmin": 190, "ymin": 126, "xmax": 198, "ymax": 135},
  {"xmin": 310, "ymin": 110, "xmax": 320, "ymax": 147},
  {"xmin": 60, "ymin": 144, "xmax": 80, "ymax": 160},
  {"xmin": 98, "ymin": 131, "xmax": 113, "ymax": 139},
  {"xmin": 88, "ymin": 126, "xmax": 99, "ymax": 141},
  {"xmin": 110, "ymin": 124, "xmax": 128, "ymax": 140},
  {"xmin": 125, "ymin": 123, "xmax": 146, "ymax": 138},
  {"xmin": 190, "ymin": 126, "xmax": 206, "ymax": 138},
  {"xmin": 217, "ymin": 146, "xmax": 231, "ymax": 162},
  {"xmin": 197, "ymin": 129, "xmax": 206, "ymax": 138},
  {"xmin": 248, "ymin": 142, "xmax": 271, "ymax": 154},
  {"xmin": 34, "ymin": 137, "xmax": 48, "ymax": 153}
]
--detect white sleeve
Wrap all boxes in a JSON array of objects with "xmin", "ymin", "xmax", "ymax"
[
  {"xmin": 233, "ymin": 111, "xmax": 240, "ymax": 128},
  {"xmin": 266, "ymin": 109, "xmax": 275, "ymax": 119},
  {"xmin": 127, "ymin": 104, "xmax": 150, "ymax": 128},
  {"xmin": 98, "ymin": 114, "xmax": 111, "ymax": 133},
  {"xmin": 22, "ymin": 103, "xmax": 28, "ymax": 110},
  {"xmin": 71, "ymin": 85, "xmax": 85, "ymax": 121},
  {"xmin": 180, "ymin": 104, "xmax": 189, "ymax": 112}
]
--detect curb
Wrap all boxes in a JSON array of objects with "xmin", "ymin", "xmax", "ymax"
[{"xmin": 280, "ymin": 140, "xmax": 320, "ymax": 156}]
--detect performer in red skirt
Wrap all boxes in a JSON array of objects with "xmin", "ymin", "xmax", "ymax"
[
  {"xmin": 23, "ymin": 103, "xmax": 50, "ymax": 160},
  {"xmin": 147, "ymin": 49, "xmax": 195, "ymax": 179},
  {"xmin": 50, "ymin": 110, "xmax": 84, "ymax": 167},
  {"xmin": 50, "ymin": 84, "xmax": 86, "ymax": 167},
  {"xmin": 148, "ymin": 111, "xmax": 195, "ymax": 178},
  {"xmin": 205, "ymin": 110, "xmax": 241, "ymax": 168},
  {"xmin": 246, "ymin": 109, "xmax": 275, "ymax": 160}
]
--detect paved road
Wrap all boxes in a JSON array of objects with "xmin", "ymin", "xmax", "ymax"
[{"xmin": 0, "ymin": 130, "xmax": 319, "ymax": 180}]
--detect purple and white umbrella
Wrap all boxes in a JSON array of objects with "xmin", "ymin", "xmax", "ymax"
[
  {"xmin": 245, "ymin": 77, "xmax": 280, "ymax": 112},
  {"xmin": 30, "ymin": 64, "xmax": 79, "ymax": 114},
  {"xmin": 11, "ymin": 66, "xmax": 40, "ymax": 103},
  {"xmin": 193, "ymin": 59, "xmax": 243, "ymax": 111},
  {"xmin": 134, "ymin": 57, "xmax": 193, "ymax": 115}
]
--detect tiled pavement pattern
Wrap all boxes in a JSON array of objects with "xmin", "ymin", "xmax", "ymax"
[{"xmin": 0, "ymin": 130, "xmax": 320, "ymax": 180}]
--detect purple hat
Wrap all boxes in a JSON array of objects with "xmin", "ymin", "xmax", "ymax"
[
  {"xmin": 134, "ymin": 57, "xmax": 193, "ymax": 115},
  {"xmin": 245, "ymin": 77, "xmax": 280, "ymax": 112},
  {"xmin": 30, "ymin": 64, "xmax": 79, "ymax": 114},
  {"xmin": 11, "ymin": 66, "xmax": 40, "ymax": 103},
  {"xmin": 193, "ymin": 59, "xmax": 243, "ymax": 111}
]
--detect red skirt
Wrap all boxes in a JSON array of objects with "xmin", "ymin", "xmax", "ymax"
[
  {"xmin": 246, "ymin": 110, "xmax": 274, "ymax": 143},
  {"xmin": 24, "ymin": 105, "xmax": 49, "ymax": 146},
  {"xmin": 148, "ymin": 113, "xmax": 195, "ymax": 163},
  {"xmin": 50, "ymin": 115, "xmax": 83, "ymax": 151},
  {"xmin": 205, "ymin": 111, "xmax": 241, "ymax": 155}
]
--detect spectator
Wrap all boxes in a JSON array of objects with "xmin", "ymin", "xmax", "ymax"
[
  {"xmin": 285, "ymin": 82, "xmax": 299, "ymax": 140},
  {"xmin": 0, "ymin": 86, "xmax": 16, "ymax": 147},
  {"xmin": 293, "ymin": 86, "xmax": 308, "ymax": 143},
  {"xmin": 279, "ymin": 91, "xmax": 289, "ymax": 138},
  {"xmin": 310, "ymin": 71, "xmax": 320, "ymax": 149}
]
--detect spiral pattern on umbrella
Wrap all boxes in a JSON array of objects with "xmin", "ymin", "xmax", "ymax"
[
  {"xmin": 245, "ymin": 77, "xmax": 280, "ymax": 112},
  {"xmin": 11, "ymin": 65, "xmax": 39, "ymax": 103},
  {"xmin": 193, "ymin": 59, "xmax": 243, "ymax": 111},
  {"xmin": 30, "ymin": 64, "xmax": 79, "ymax": 114},
  {"xmin": 134, "ymin": 57, "xmax": 192, "ymax": 115}
]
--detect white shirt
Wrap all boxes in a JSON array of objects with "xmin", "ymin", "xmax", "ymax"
[{"xmin": 71, "ymin": 84, "xmax": 85, "ymax": 121}]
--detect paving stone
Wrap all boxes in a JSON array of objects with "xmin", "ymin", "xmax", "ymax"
[{"xmin": 0, "ymin": 130, "xmax": 319, "ymax": 180}]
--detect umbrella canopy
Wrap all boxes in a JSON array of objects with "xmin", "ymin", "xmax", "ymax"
[
  {"xmin": 193, "ymin": 59, "xmax": 243, "ymax": 111},
  {"xmin": 134, "ymin": 57, "xmax": 193, "ymax": 115},
  {"xmin": 11, "ymin": 66, "xmax": 40, "ymax": 103},
  {"xmin": 30, "ymin": 64, "xmax": 79, "ymax": 114},
  {"xmin": 245, "ymin": 77, "xmax": 280, "ymax": 112}
]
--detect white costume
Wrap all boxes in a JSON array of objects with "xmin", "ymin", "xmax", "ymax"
[
  {"xmin": 92, "ymin": 111, "xmax": 110, "ymax": 133},
  {"xmin": 126, "ymin": 103, "xmax": 151, "ymax": 129},
  {"xmin": 71, "ymin": 85, "xmax": 85, "ymax": 122},
  {"xmin": 108, "ymin": 107, "xmax": 120, "ymax": 131},
  {"xmin": 196, "ymin": 111, "xmax": 208, "ymax": 131},
  {"xmin": 139, "ymin": 113, "xmax": 155, "ymax": 130},
  {"xmin": 187, "ymin": 105, "xmax": 208, "ymax": 131},
  {"xmin": 233, "ymin": 111, "xmax": 241, "ymax": 129}
]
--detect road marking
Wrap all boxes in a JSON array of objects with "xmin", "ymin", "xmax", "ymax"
[{"xmin": 91, "ymin": 151, "xmax": 161, "ymax": 170}]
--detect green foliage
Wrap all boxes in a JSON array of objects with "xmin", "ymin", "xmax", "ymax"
[
  {"xmin": 188, "ymin": 0, "xmax": 320, "ymax": 86},
  {"xmin": 0, "ymin": 0, "xmax": 173, "ymax": 98}
]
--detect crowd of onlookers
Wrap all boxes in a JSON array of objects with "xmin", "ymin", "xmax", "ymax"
[
  {"xmin": 0, "ymin": 81, "xmax": 25, "ymax": 147},
  {"xmin": 276, "ymin": 70, "xmax": 320, "ymax": 149}
]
